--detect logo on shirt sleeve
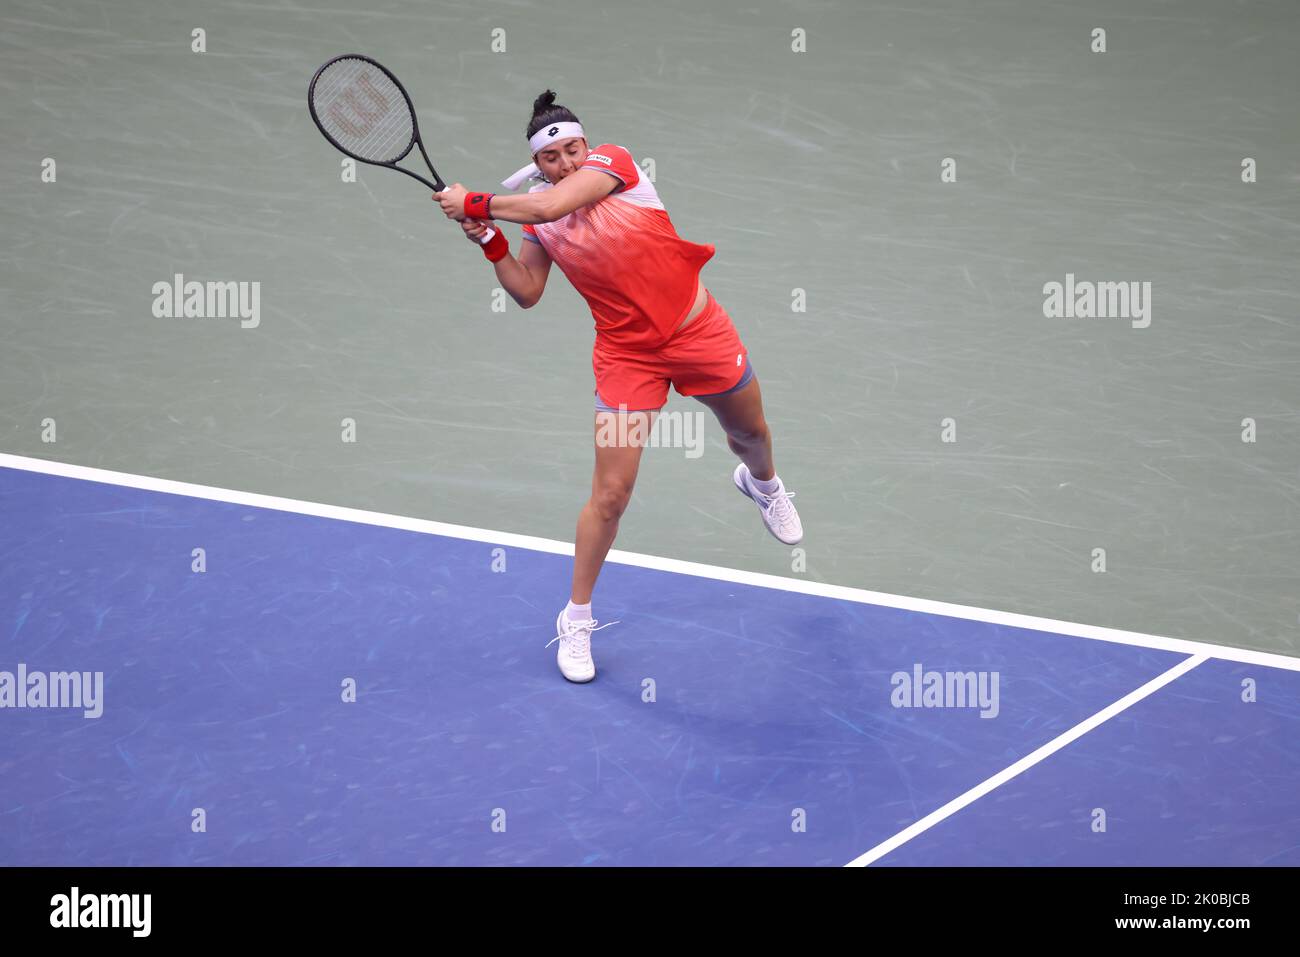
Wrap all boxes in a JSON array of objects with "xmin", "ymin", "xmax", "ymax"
[{"xmin": 586, "ymin": 153, "xmax": 613, "ymax": 165}]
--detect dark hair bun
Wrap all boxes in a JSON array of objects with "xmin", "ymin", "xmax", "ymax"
[
  {"xmin": 525, "ymin": 90, "xmax": 580, "ymax": 139},
  {"xmin": 531, "ymin": 90, "xmax": 558, "ymax": 117}
]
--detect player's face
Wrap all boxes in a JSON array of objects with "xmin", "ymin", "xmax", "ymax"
[{"xmin": 535, "ymin": 137, "xmax": 588, "ymax": 184}]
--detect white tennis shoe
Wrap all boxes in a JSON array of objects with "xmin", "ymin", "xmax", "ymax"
[
  {"xmin": 546, "ymin": 610, "xmax": 619, "ymax": 683},
  {"xmin": 733, "ymin": 463, "xmax": 803, "ymax": 545}
]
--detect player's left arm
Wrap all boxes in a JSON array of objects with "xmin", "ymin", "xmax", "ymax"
[
  {"xmin": 503, "ymin": 171, "xmax": 619, "ymax": 224},
  {"xmin": 435, "ymin": 170, "xmax": 618, "ymax": 225}
]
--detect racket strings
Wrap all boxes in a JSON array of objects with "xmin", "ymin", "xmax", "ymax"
[{"xmin": 312, "ymin": 58, "xmax": 414, "ymax": 163}]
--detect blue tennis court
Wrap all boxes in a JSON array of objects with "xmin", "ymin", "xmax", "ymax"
[{"xmin": 3, "ymin": 456, "xmax": 1296, "ymax": 866}]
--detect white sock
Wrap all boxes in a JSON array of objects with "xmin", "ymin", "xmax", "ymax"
[
  {"xmin": 566, "ymin": 600, "xmax": 592, "ymax": 622},
  {"xmin": 750, "ymin": 471, "xmax": 781, "ymax": 495}
]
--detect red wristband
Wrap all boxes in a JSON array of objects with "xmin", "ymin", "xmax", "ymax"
[
  {"xmin": 481, "ymin": 229, "xmax": 509, "ymax": 263},
  {"xmin": 464, "ymin": 191, "xmax": 493, "ymax": 220}
]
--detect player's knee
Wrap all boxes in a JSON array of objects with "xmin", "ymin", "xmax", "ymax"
[
  {"xmin": 591, "ymin": 481, "xmax": 634, "ymax": 522},
  {"xmin": 727, "ymin": 419, "xmax": 769, "ymax": 446}
]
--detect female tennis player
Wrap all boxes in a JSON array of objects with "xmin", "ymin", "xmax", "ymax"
[{"xmin": 433, "ymin": 91, "xmax": 802, "ymax": 683}]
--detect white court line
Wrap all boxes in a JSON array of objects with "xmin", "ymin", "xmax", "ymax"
[
  {"xmin": 846, "ymin": 654, "xmax": 1210, "ymax": 867},
  {"xmin": 2, "ymin": 452, "xmax": 1298, "ymax": 673}
]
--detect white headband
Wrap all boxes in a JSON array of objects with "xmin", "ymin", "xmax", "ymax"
[
  {"xmin": 529, "ymin": 121, "xmax": 585, "ymax": 154},
  {"xmin": 501, "ymin": 121, "xmax": 587, "ymax": 190}
]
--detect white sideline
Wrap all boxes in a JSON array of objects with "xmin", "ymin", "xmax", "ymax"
[{"xmin": 846, "ymin": 654, "xmax": 1210, "ymax": 866}]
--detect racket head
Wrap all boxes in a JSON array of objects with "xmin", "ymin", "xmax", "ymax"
[{"xmin": 309, "ymin": 54, "xmax": 444, "ymax": 189}]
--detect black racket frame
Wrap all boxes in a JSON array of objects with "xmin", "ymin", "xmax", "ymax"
[{"xmin": 308, "ymin": 54, "xmax": 448, "ymax": 192}]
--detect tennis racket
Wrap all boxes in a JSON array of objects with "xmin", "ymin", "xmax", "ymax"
[{"xmin": 308, "ymin": 54, "xmax": 496, "ymax": 244}]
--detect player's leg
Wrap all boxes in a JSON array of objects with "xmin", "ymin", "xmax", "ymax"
[
  {"xmin": 673, "ymin": 290, "xmax": 803, "ymax": 544},
  {"xmin": 549, "ymin": 347, "xmax": 667, "ymax": 682},
  {"xmin": 693, "ymin": 373, "xmax": 773, "ymax": 481},
  {"xmin": 550, "ymin": 407, "xmax": 654, "ymax": 683},
  {"xmin": 695, "ymin": 374, "xmax": 801, "ymax": 544},
  {"xmin": 572, "ymin": 407, "xmax": 655, "ymax": 604}
]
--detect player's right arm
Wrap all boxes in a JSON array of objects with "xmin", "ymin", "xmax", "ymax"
[{"xmin": 461, "ymin": 219, "xmax": 552, "ymax": 309}]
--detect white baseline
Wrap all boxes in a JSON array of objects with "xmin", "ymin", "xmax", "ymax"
[{"xmin": 0, "ymin": 453, "xmax": 1295, "ymax": 673}]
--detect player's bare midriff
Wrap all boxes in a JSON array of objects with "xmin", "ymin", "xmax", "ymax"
[{"xmin": 672, "ymin": 277, "xmax": 708, "ymax": 334}]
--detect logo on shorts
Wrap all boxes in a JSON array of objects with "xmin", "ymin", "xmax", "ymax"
[
  {"xmin": 737, "ymin": 353, "xmax": 743, "ymax": 366},
  {"xmin": 587, "ymin": 153, "xmax": 613, "ymax": 165}
]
